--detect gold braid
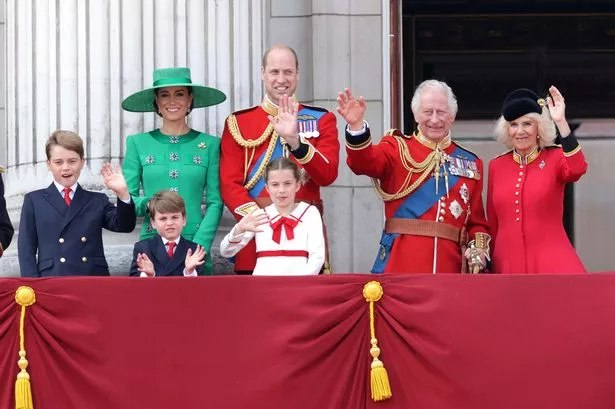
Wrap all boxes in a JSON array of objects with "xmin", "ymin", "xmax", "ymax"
[
  {"xmin": 227, "ymin": 114, "xmax": 273, "ymax": 148},
  {"xmin": 243, "ymin": 131, "xmax": 280, "ymax": 191},
  {"xmin": 373, "ymin": 134, "xmax": 441, "ymax": 202}
]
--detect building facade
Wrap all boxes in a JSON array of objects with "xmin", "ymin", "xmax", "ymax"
[{"xmin": 1, "ymin": 0, "xmax": 613, "ymax": 275}]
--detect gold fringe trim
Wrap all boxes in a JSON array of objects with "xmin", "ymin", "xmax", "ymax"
[
  {"xmin": 15, "ymin": 286, "xmax": 36, "ymax": 409},
  {"xmin": 363, "ymin": 281, "xmax": 392, "ymax": 401}
]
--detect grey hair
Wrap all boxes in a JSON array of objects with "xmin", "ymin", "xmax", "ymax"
[
  {"xmin": 410, "ymin": 79, "xmax": 458, "ymax": 117},
  {"xmin": 494, "ymin": 108, "xmax": 557, "ymax": 149}
]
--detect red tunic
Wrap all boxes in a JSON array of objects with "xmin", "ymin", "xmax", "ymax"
[
  {"xmin": 220, "ymin": 102, "xmax": 339, "ymax": 271},
  {"xmin": 487, "ymin": 143, "xmax": 587, "ymax": 274},
  {"xmin": 346, "ymin": 128, "xmax": 489, "ymax": 274}
]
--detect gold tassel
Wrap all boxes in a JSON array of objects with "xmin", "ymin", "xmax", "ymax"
[
  {"xmin": 363, "ymin": 281, "xmax": 392, "ymax": 401},
  {"xmin": 15, "ymin": 286, "xmax": 36, "ymax": 409}
]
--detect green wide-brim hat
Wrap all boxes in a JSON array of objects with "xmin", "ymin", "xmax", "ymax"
[{"xmin": 121, "ymin": 67, "xmax": 226, "ymax": 112}]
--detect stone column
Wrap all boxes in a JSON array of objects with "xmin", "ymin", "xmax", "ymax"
[
  {"xmin": 267, "ymin": 0, "xmax": 390, "ymax": 273},
  {"xmin": 1, "ymin": 0, "xmax": 265, "ymax": 275}
]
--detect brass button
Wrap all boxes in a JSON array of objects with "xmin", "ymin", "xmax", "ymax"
[
  {"xmin": 516, "ymin": 209, "xmax": 520, "ymax": 213},
  {"xmin": 519, "ymin": 172, "xmax": 524, "ymax": 176},
  {"xmin": 440, "ymin": 209, "xmax": 445, "ymax": 215},
  {"xmin": 515, "ymin": 184, "xmax": 520, "ymax": 188},
  {"xmin": 438, "ymin": 216, "xmax": 444, "ymax": 222},
  {"xmin": 58, "ymin": 238, "xmax": 65, "ymax": 244},
  {"xmin": 81, "ymin": 236, "xmax": 87, "ymax": 242},
  {"xmin": 60, "ymin": 257, "xmax": 66, "ymax": 263},
  {"xmin": 515, "ymin": 192, "xmax": 519, "ymax": 196},
  {"xmin": 515, "ymin": 200, "xmax": 519, "ymax": 204},
  {"xmin": 82, "ymin": 257, "xmax": 88, "ymax": 263},
  {"xmin": 517, "ymin": 178, "xmax": 522, "ymax": 182}
]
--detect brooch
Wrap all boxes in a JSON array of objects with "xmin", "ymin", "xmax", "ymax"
[{"xmin": 197, "ymin": 142, "xmax": 206, "ymax": 150}]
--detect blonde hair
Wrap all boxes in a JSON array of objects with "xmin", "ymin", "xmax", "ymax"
[{"xmin": 494, "ymin": 108, "xmax": 557, "ymax": 150}]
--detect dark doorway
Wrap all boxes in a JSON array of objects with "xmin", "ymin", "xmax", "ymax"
[{"xmin": 401, "ymin": 1, "xmax": 615, "ymax": 243}]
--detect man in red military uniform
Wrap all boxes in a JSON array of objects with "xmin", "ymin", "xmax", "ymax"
[
  {"xmin": 220, "ymin": 44, "xmax": 339, "ymax": 274},
  {"xmin": 336, "ymin": 80, "xmax": 490, "ymax": 274}
]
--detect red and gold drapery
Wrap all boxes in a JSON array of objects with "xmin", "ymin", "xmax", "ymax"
[{"xmin": 1, "ymin": 274, "xmax": 614, "ymax": 409}]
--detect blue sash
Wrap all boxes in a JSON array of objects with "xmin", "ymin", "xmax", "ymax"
[
  {"xmin": 247, "ymin": 139, "xmax": 284, "ymax": 199},
  {"xmin": 247, "ymin": 106, "xmax": 325, "ymax": 199},
  {"xmin": 371, "ymin": 146, "xmax": 463, "ymax": 273}
]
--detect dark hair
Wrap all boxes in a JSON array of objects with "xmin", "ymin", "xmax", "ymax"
[
  {"xmin": 153, "ymin": 86, "xmax": 195, "ymax": 117},
  {"xmin": 45, "ymin": 130, "xmax": 85, "ymax": 160},
  {"xmin": 261, "ymin": 44, "xmax": 299, "ymax": 71},
  {"xmin": 147, "ymin": 190, "xmax": 186, "ymax": 218},
  {"xmin": 264, "ymin": 157, "xmax": 301, "ymax": 183}
]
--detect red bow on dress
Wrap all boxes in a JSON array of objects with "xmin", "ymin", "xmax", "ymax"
[{"xmin": 270, "ymin": 216, "xmax": 299, "ymax": 244}]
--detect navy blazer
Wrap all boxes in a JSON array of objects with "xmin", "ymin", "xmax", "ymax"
[
  {"xmin": 130, "ymin": 235, "xmax": 203, "ymax": 277},
  {"xmin": 18, "ymin": 183, "xmax": 136, "ymax": 277},
  {"xmin": 0, "ymin": 176, "xmax": 14, "ymax": 256}
]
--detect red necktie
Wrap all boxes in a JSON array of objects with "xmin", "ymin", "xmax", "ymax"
[
  {"xmin": 63, "ymin": 187, "xmax": 72, "ymax": 206},
  {"xmin": 270, "ymin": 216, "xmax": 299, "ymax": 244},
  {"xmin": 167, "ymin": 241, "xmax": 176, "ymax": 259}
]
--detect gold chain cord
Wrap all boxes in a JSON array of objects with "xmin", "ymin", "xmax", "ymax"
[
  {"xmin": 243, "ymin": 131, "xmax": 279, "ymax": 191},
  {"xmin": 227, "ymin": 114, "xmax": 273, "ymax": 149},
  {"xmin": 373, "ymin": 134, "xmax": 441, "ymax": 202}
]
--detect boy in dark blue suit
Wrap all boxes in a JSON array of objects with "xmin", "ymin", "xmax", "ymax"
[
  {"xmin": 18, "ymin": 130, "xmax": 136, "ymax": 276},
  {"xmin": 130, "ymin": 190, "xmax": 205, "ymax": 277}
]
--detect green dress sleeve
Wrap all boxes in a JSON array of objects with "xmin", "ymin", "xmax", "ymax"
[
  {"xmin": 192, "ymin": 136, "xmax": 223, "ymax": 273},
  {"xmin": 123, "ymin": 134, "xmax": 151, "ymax": 217}
]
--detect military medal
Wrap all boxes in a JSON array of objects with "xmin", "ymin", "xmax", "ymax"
[
  {"xmin": 539, "ymin": 160, "xmax": 546, "ymax": 169},
  {"xmin": 297, "ymin": 115, "xmax": 320, "ymax": 139},
  {"xmin": 447, "ymin": 155, "xmax": 480, "ymax": 180}
]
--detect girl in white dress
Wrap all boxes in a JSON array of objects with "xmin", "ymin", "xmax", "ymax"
[{"xmin": 220, "ymin": 157, "xmax": 325, "ymax": 276}]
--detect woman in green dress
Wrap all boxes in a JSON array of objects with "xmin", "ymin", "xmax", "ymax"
[{"xmin": 122, "ymin": 67, "xmax": 225, "ymax": 274}]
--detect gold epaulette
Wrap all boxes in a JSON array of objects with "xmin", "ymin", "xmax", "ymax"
[
  {"xmin": 299, "ymin": 102, "xmax": 329, "ymax": 112},
  {"xmin": 492, "ymin": 149, "xmax": 514, "ymax": 159},
  {"xmin": 384, "ymin": 128, "xmax": 405, "ymax": 137},
  {"xmin": 451, "ymin": 139, "xmax": 481, "ymax": 159}
]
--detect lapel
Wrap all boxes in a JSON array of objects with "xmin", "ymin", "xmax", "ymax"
[
  {"xmin": 165, "ymin": 237, "xmax": 187, "ymax": 275},
  {"xmin": 150, "ymin": 235, "xmax": 169, "ymax": 272},
  {"xmin": 42, "ymin": 183, "xmax": 69, "ymax": 218},
  {"xmin": 62, "ymin": 184, "xmax": 90, "ymax": 231}
]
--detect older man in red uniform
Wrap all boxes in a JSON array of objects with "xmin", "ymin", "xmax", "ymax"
[
  {"xmin": 220, "ymin": 44, "xmax": 339, "ymax": 274},
  {"xmin": 336, "ymin": 80, "xmax": 489, "ymax": 274}
]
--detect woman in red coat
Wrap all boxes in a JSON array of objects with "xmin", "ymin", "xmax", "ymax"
[{"xmin": 487, "ymin": 86, "xmax": 587, "ymax": 273}]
